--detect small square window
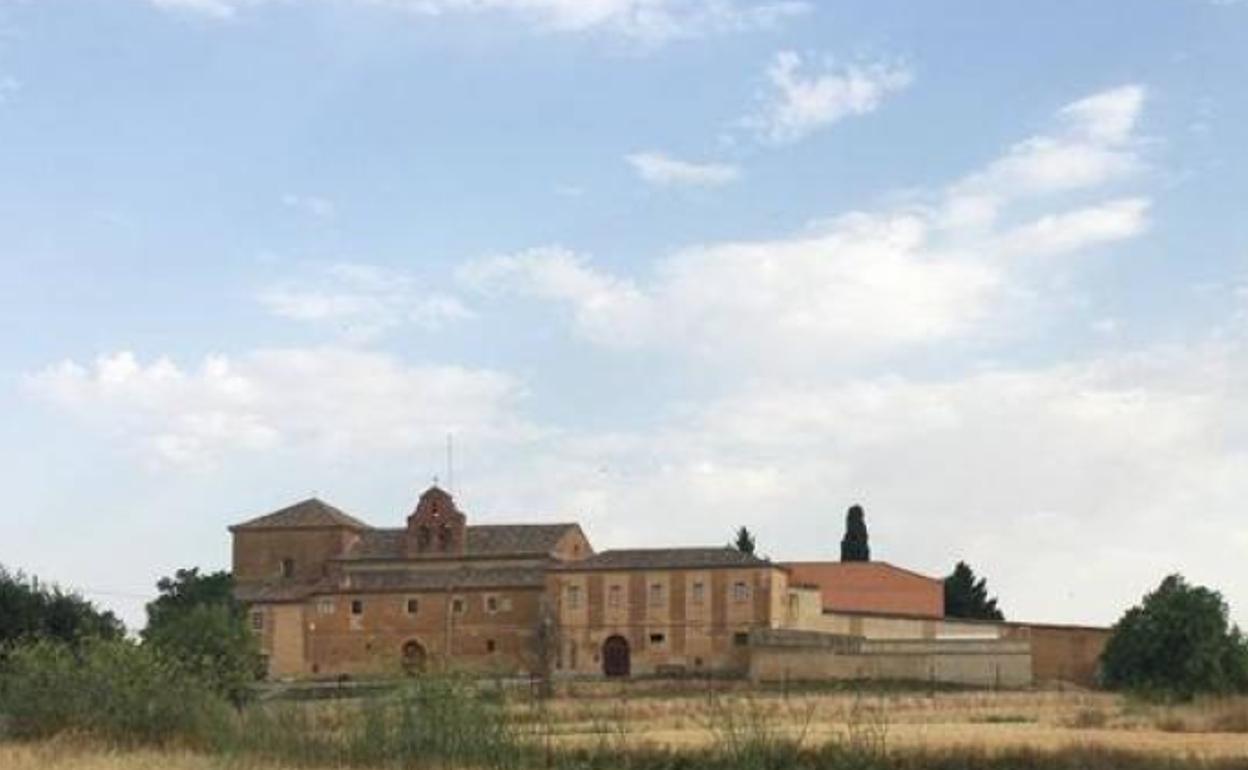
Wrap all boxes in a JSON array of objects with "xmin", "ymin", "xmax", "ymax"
[
  {"xmin": 649, "ymin": 633, "xmax": 665, "ymax": 644},
  {"xmin": 692, "ymin": 581, "xmax": 705, "ymax": 605},
  {"xmin": 406, "ymin": 598, "xmax": 419, "ymax": 615},
  {"xmin": 733, "ymin": 632, "xmax": 750, "ymax": 647},
  {"xmin": 486, "ymin": 639, "xmax": 497, "ymax": 653},
  {"xmin": 351, "ymin": 600, "xmax": 364, "ymax": 616},
  {"xmin": 733, "ymin": 581, "xmax": 750, "ymax": 602},
  {"xmin": 486, "ymin": 596, "xmax": 498, "ymax": 613},
  {"xmin": 317, "ymin": 599, "xmax": 335, "ymax": 615},
  {"xmin": 250, "ymin": 610, "xmax": 264, "ymax": 631},
  {"xmin": 452, "ymin": 598, "xmax": 465, "ymax": 614},
  {"xmin": 280, "ymin": 558, "xmax": 295, "ymax": 579},
  {"xmin": 649, "ymin": 583, "xmax": 664, "ymax": 607}
]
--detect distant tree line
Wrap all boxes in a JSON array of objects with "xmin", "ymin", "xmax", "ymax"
[
  {"xmin": 0, "ymin": 563, "xmax": 261, "ymax": 707},
  {"xmin": 0, "ymin": 565, "xmax": 124, "ymax": 646}
]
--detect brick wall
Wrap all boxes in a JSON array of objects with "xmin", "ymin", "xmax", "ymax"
[
  {"xmin": 783, "ymin": 562, "xmax": 944, "ymax": 618},
  {"xmin": 548, "ymin": 566, "xmax": 783, "ymax": 676}
]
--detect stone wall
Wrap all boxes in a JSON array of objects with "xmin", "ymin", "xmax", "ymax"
[
  {"xmin": 749, "ymin": 630, "xmax": 1032, "ymax": 688},
  {"xmin": 1000, "ymin": 623, "xmax": 1110, "ymax": 687}
]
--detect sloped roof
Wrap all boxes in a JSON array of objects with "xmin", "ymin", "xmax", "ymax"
[
  {"xmin": 340, "ymin": 565, "xmax": 547, "ymax": 592},
  {"xmin": 230, "ymin": 498, "xmax": 369, "ymax": 531},
  {"xmin": 338, "ymin": 524, "xmax": 581, "ymax": 560},
  {"xmin": 557, "ymin": 547, "xmax": 774, "ymax": 571},
  {"xmin": 235, "ymin": 578, "xmax": 331, "ymax": 603}
]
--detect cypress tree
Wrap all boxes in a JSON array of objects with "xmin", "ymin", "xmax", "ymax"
[
  {"xmin": 733, "ymin": 526, "xmax": 756, "ymax": 555},
  {"xmin": 840, "ymin": 504, "xmax": 870, "ymax": 562}
]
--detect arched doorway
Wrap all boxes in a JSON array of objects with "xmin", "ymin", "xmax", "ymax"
[
  {"xmin": 402, "ymin": 640, "xmax": 427, "ymax": 675},
  {"xmin": 602, "ymin": 635, "xmax": 630, "ymax": 678}
]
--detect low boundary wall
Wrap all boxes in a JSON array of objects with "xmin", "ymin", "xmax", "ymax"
[{"xmin": 749, "ymin": 629, "xmax": 1032, "ymax": 688}]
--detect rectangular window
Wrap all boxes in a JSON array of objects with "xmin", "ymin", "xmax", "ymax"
[
  {"xmin": 317, "ymin": 599, "xmax": 335, "ymax": 615},
  {"xmin": 733, "ymin": 581, "xmax": 750, "ymax": 602},
  {"xmin": 351, "ymin": 599, "xmax": 363, "ymax": 616},
  {"xmin": 452, "ymin": 598, "xmax": 465, "ymax": 614},
  {"xmin": 733, "ymin": 632, "xmax": 750, "ymax": 647},
  {"xmin": 250, "ymin": 610, "xmax": 264, "ymax": 631},
  {"xmin": 608, "ymin": 585, "xmax": 622, "ymax": 608},
  {"xmin": 691, "ymin": 581, "xmax": 705, "ymax": 605},
  {"xmin": 649, "ymin": 583, "xmax": 664, "ymax": 607},
  {"xmin": 486, "ymin": 639, "xmax": 497, "ymax": 653},
  {"xmin": 406, "ymin": 598, "xmax": 419, "ymax": 615},
  {"xmin": 280, "ymin": 558, "xmax": 295, "ymax": 579},
  {"xmin": 486, "ymin": 595, "xmax": 498, "ymax": 614},
  {"xmin": 649, "ymin": 633, "xmax": 665, "ymax": 645},
  {"xmin": 567, "ymin": 585, "xmax": 581, "ymax": 610}
]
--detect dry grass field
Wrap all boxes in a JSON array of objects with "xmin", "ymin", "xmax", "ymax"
[
  {"xmin": 509, "ymin": 687, "xmax": 1248, "ymax": 759},
  {"xmin": 5, "ymin": 687, "xmax": 1247, "ymax": 769}
]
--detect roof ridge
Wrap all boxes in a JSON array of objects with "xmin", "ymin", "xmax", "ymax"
[{"xmin": 231, "ymin": 497, "xmax": 370, "ymax": 531}]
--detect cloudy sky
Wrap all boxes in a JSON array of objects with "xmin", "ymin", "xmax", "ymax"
[{"xmin": 2, "ymin": 0, "xmax": 1246, "ymax": 631}]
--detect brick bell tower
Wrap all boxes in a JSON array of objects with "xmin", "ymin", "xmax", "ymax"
[{"xmin": 406, "ymin": 485, "xmax": 467, "ymax": 556}]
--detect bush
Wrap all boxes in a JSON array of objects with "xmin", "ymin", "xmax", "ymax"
[
  {"xmin": 0, "ymin": 637, "xmax": 231, "ymax": 747},
  {"xmin": 226, "ymin": 673, "xmax": 524, "ymax": 769},
  {"xmin": 1101, "ymin": 574, "xmax": 1248, "ymax": 700},
  {"xmin": 142, "ymin": 603, "xmax": 262, "ymax": 707}
]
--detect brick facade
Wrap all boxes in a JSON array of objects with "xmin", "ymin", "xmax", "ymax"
[{"xmin": 231, "ymin": 487, "xmax": 1107, "ymax": 686}]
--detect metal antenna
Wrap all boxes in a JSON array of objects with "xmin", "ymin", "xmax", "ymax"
[{"xmin": 446, "ymin": 433, "xmax": 454, "ymax": 494}]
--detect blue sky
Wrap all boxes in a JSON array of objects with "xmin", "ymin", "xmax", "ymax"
[{"xmin": 2, "ymin": 0, "xmax": 1247, "ymax": 630}]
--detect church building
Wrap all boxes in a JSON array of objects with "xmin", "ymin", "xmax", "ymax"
[
  {"xmin": 231, "ymin": 485, "xmax": 1108, "ymax": 686},
  {"xmin": 231, "ymin": 485, "xmax": 788, "ymax": 679}
]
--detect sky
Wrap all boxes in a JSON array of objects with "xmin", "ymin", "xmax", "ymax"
[{"xmin": 1, "ymin": 0, "xmax": 1247, "ymax": 632}]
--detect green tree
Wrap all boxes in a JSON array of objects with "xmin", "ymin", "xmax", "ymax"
[
  {"xmin": 839, "ymin": 504, "xmax": 870, "ymax": 562},
  {"xmin": 143, "ymin": 568, "xmax": 235, "ymax": 633},
  {"xmin": 0, "ymin": 565, "xmax": 124, "ymax": 645},
  {"xmin": 943, "ymin": 561, "xmax": 1004, "ymax": 620},
  {"xmin": 1100, "ymin": 574, "xmax": 1248, "ymax": 700},
  {"xmin": 141, "ymin": 568, "xmax": 261, "ymax": 705},
  {"xmin": 733, "ymin": 526, "xmax": 757, "ymax": 555}
]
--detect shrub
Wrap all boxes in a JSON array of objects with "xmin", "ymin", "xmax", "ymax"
[
  {"xmin": 0, "ymin": 637, "xmax": 231, "ymax": 748},
  {"xmin": 227, "ymin": 673, "xmax": 524, "ymax": 769},
  {"xmin": 1100, "ymin": 574, "xmax": 1248, "ymax": 700}
]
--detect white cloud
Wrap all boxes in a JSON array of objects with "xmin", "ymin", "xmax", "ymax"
[
  {"xmin": 145, "ymin": 0, "xmax": 810, "ymax": 42},
  {"xmin": 24, "ymin": 349, "xmax": 529, "ymax": 467},
  {"xmin": 749, "ymin": 51, "xmax": 912, "ymax": 144},
  {"xmin": 952, "ymin": 85, "xmax": 1146, "ymax": 206},
  {"xmin": 257, "ymin": 262, "xmax": 473, "ymax": 341},
  {"xmin": 455, "ymin": 338, "xmax": 1248, "ymax": 626},
  {"xmin": 0, "ymin": 76, "xmax": 20, "ymax": 105},
  {"xmin": 996, "ymin": 197, "xmax": 1151, "ymax": 258},
  {"xmin": 626, "ymin": 151, "xmax": 740, "ymax": 187},
  {"xmin": 148, "ymin": 0, "xmax": 241, "ymax": 19},
  {"xmin": 464, "ymin": 217, "xmax": 999, "ymax": 358},
  {"xmin": 281, "ymin": 193, "xmax": 336, "ymax": 219},
  {"xmin": 458, "ymin": 247, "xmax": 655, "ymax": 346},
  {"xmin": 1060, "ymin": 84, "xmax": 1147, "ymax": 145},
  {"xmin": 465, "ymin": 87, "xmax": 1152, "ymax": 365}
]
